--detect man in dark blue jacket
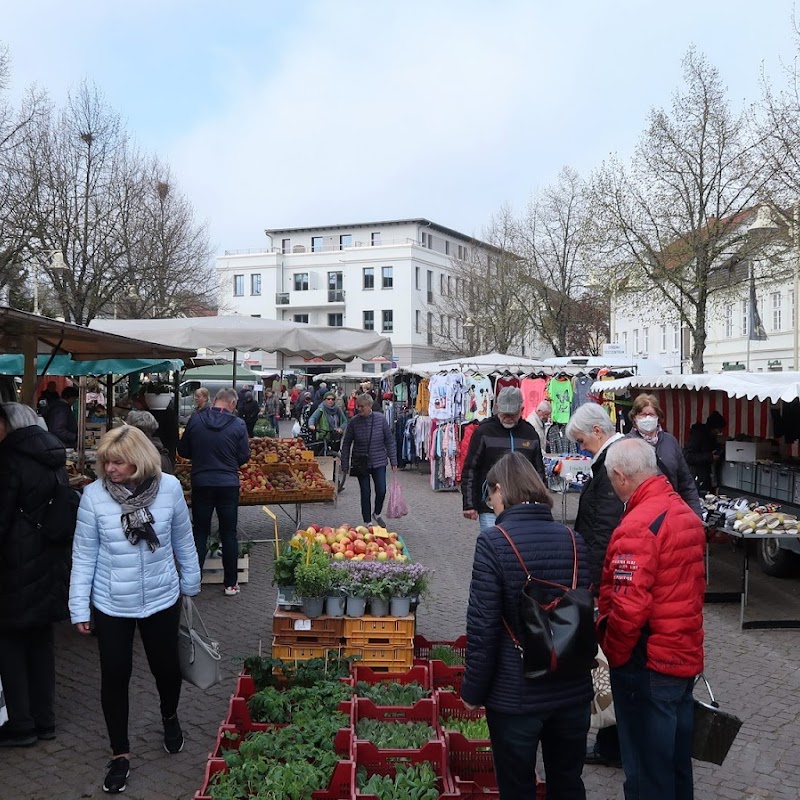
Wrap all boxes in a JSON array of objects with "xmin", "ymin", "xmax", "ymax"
[{"xmin": 178, "ymin": 388, "xmax": 249, "ymax": 596}]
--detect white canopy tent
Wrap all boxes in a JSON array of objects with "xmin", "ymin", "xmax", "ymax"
[
  {"xmin": 543, "ymin": 356, "xmax": 663, "ymax": 376},
  {"xmin": 386, "ymin": 352, "xmax": 545, "ymax": 378},
  {"xmin": 590, "ymin": 372, "xmax": 800, "ymax": 404},
  {"xmin": 311, "ymin": 371, "xmax": 380, "ymax": 382},
  {"xmin": 91, "ymin": 316, "xmax": 393, "ymax": 362}
]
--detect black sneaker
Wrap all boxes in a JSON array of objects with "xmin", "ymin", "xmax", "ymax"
[
  {"xmin": 372, "ymin": 513, "xmax": 387, "ymax": 529},
  {"xmin": 162, "ymin": 714, "xmax": 184, "ymax": 754},
  {"xmin": 103, "ymin": 757, "xmax": 130, "ymax": 794}
]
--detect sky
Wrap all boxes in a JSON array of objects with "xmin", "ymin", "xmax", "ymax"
[{"xmin": 2, "ymin": 1, "xmax": 799, "ymax": 255}]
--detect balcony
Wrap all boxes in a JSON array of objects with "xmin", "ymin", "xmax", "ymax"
[
  {"xmin": 276, "ymin": 293, "xmax": 290, "ymax": 305},
  {"xmin": 328, "ymin": 290, "xmax": 345, "ymax": 303},
  {"xmin": 275, "ymin": 289, "xmax": 347, "ymax": 308}
]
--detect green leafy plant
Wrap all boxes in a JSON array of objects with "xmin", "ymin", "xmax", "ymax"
[
  {"xmin": 440, "ymin": 715, "xmax": 490, "ymax": 739},
  {"xmin": 272, "ymin": 543, "xmax": 303, "ymax": 587},
  {"xmin": 210, "ymin": 756, "xmax": 335, "ymax": 800},
  {"xmin": 247, "ymin": 686, "xmax": 292, "ymax": 723},
  {"xmin": 429, "ymin": 645, "xmax": 464, "ymax": 666},
  {"xmin": 356, "ymin": 762, "xmax": 440, "ymax": 800},
  {"xmin": 355, "ymin": 681, "xmax": 429, "ymax": 706},
  {"xmin": 248, "ymin": 681, "xmax": 352, "ymax": 724},
  {"xmin": 208, "ymin": 537, "xmax": 252, "ymax": 558},
  {"xmin": 295, "ymin": 558, "xmax": 333, "ymax": 599},
  {"xmin": 355, "ymin": 719, "xmax": 435, "ymax": 749}
]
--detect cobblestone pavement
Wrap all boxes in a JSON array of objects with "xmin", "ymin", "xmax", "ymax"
[{"xmin": 2, "ymin": 463, "xmax": 800, "ymax": 799}]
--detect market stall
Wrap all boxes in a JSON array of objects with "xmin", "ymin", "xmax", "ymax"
[{"xmin": 594, "ymin": 371, "xmax": 800, "ymax": 629}]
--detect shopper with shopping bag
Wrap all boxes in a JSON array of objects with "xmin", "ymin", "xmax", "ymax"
[{"xmin": 69, "ymin": 426, "xmax": 200, "ymax": 795}]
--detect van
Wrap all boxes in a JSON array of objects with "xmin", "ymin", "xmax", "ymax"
[{"xmin": 178, "ymin": 380, "xmax": 261, "ymax": 422}]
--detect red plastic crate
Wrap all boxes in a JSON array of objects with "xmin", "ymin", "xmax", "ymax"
[
  {"xmin": 194, "ymin": 758, "xmax": 226, "ymax": 800},
  {"xmin": 413, "ymin": 635, "xmax": 467, "ymax": 661},
  {"xmin": 211, "ymin": 722, "xmax": 353, "ymax": 760},
  {"xmin": 352, "ymin": 664, "xmax": 430, "ymax": 689},
  {"xmin": 430, "ymin": 660, "xmax": 465, "ymax": 692},
  {"xmin": 235, "ymin": 674, "xmax": 256, "ymax": 700},
  {"xmin": 354, "ymin": 740, "xmax": 456, "ymax": 799},
  {"xmin": 436, "ymin": 691, "xmax": 489, "ymax": 743},
  {"xmin": 355, "ymin": 697, "xmax": 438, "ymax": 730},
  {"xmin": 453, "ymin": 776, "xmax": 545, "ymax": 799},
  {"xmin": 445, "ymin": 732, "xmax": 494, "ymax": 785}
]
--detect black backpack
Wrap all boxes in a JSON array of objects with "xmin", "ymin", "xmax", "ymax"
[{"xmin": 498, "ymin": 524, "xmax": 597, "ymax": 680}]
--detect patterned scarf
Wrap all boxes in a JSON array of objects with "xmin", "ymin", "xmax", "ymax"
[
  {"xmin": 638, "ymin": 425, "xmax": 662, "ymax": 447},
  {"xmin": 104, "ymin": 475, "xmax": 161, "ymax": 552}
]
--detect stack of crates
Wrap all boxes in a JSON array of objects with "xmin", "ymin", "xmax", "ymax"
[
  {"xmin": 271, "ymin": 608, "xmax": 346, "ymax": 662},
  {"xmin": 343, "ymin": 614, "xmax": 415, "ymax": 671}
]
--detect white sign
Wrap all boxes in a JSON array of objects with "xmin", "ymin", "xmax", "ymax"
[
  {"xmin": 293, "ymin": 619, "xmax": 312, "ymax": 631},
  {"xmin": 602, "ymin": 343, "xmax": 626, "ymax": 356}
]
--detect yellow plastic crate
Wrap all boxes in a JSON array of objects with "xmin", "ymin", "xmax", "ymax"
[
  {"xmin": 344, "ymin": 642, "xmax": 413, "ymax": 671},
  {"xmin": 343, "ymin": 615, "xmax": 415, "ymax": 640},
  {"xmin": 271, "ymin": 639, "xmax": 345, "ymax": 662}
]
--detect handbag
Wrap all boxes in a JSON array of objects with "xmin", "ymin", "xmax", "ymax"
[
  {"xmin": 178, "ymin": 596, "xmax": 221, "ymax": 690},
  {"xmin": 590, "ymin": 645, "xmax": 616, "ymax": 729},
  {"xmin": 497, "ymin": 524, "xmax": 597, "ymax": 680},
  {"xmin": 349, "ymin": 416, "xmax": 375, "ymax": 477},
  {"xmin": 692, "ymin": 674, "xmax": 742, "ymax": 765}
]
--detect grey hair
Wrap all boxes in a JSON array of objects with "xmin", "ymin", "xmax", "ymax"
[
  {"xmin": 536, "ymin": 400, "xmax": 552, "ymax": 414},
  {"xmin": 1, "ymin": 402, "xmax": 41, "ymax": 431},
  {"xmin": 125, "ymin": 409, "xmax": 159, "ymax": 435},
  {"xmin": 604, "ymin": 437, "xmax": 658, "ymax": 479},
  {"xmin": 565, "ymin": 403, "xmax": 615, "ymax": 442},
  {"xmin": 356, "ymin": 393, "xmax": 374, "ymax": 407},
  {"xmin": 215, "ymin": 388, "xmax": 238, "ymax": 405}
]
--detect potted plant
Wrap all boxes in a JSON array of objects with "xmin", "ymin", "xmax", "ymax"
[
  {"xmin": 386, "ymin": 562, "xmax": 430, "ymax": 617},
  {"xmin": 294, "ymin": 545, "xmax": 332, "ymax": 619},
  {"xmin": 144, "ymin": 379, "xmax": 173, "ymax": 410},
  {"xmin": 325, "ymin": 564, "xmax": 348, "ymax": 618},
  {"xmin": 356, "ymin": 562, "xmax": 397, "ymax": 617},
  {"xmin": 333, "ymin": 562, "xmax": 368, "ymax": 618},
  {"xmin": 273, "ymin": 543, "xmax": 303, "ymax": 608}
]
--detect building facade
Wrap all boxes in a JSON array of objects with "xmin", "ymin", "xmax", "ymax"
[{"xmin": 217, "ymin": 218, "xmax": 538, "ymax": 373}]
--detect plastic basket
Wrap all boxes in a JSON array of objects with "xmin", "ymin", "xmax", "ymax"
[
  {"xmin": 273, "ymin": 609, "xmax": 346, "ymax": 643},
  {"xmin": 354, "ymin": 740, "xmax": 455, "ymax": 800},
  {"xmin": 413, "ymin": 635, "xmax": 467, "ymax": 662},
  {"xmin": 445, "ymin": 732, "xmax": 495, "ymax": 785},
  {"xmin": 272, "ymin": 639, "xmax": 346, "ymax": 663},
  {"xmin": 436, "ymin": 691, "xmax": 489, "ymax": 743},
  {"xmin": 429, "ymin": 660, "xmax": 465, "ymax": 692},
  {"xmin": 355, "ymin": 697, "xmax": 438, "ymax": 727},
  {"xmin": 352, "ymin": 664, "xmax": 430, "ymax": 689},
  {"xmin": 345, "ymin": 616, "xmax": 416, "ymax": 641}
]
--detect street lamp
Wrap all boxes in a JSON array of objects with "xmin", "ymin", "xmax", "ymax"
[{"xmin": 32, "ymin": 251, "xmax": 67, "ymax": 316}]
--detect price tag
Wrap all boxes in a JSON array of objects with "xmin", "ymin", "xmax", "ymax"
[
  {"xmin": 373, "ymin": 526, "xmax": 390, "ymax": 538},
  {"xmin": 294, "ymin": 619, "xmax": 312, "ymax": 631}
]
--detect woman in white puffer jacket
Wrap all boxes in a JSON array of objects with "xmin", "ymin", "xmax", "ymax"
[{"xmin": 69, "ymin": 425, "xmax": 200, "ymax": 795}]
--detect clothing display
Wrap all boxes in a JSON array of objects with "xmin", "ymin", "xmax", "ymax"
[
  {"xmin": 465, "ymin": 375, "xmax": 493, "ymax": 422},
  {"xmin": 547, "ymin": 377, "xmax": 574, "ymax": 424},
  {"xmin": 520, "ymin": 377, "xmax": 547, "ymax": 420}
]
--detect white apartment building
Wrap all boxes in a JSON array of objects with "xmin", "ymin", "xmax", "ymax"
[{"xmin": 217, "ymin": 218, "xmax": 538, "ymax": 373}]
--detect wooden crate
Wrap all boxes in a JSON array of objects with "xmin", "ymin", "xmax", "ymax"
[
  {"xmin": 202, "ymin": 555, "xmax": 249, "ymax": 585},
  {"xmin": 272, "ymin": 609, "xmax": 345, "ymax": 644},
  {"xmin": 271, "ymin": 638, "xmax": 346, "ymax": 663}
]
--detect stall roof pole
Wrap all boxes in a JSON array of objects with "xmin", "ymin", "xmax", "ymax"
[
  {"xmin": 232, "ymin": 349, "xmax": 238, "ymax": 388},
  {"xmin": 22, "ymin": 336, "xmax": 37, "ymax": 407}
]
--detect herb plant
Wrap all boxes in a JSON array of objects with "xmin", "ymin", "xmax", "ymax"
[
  {"xmin": 355, "ymin": 719, "xmax": 435, "ymax": 749},
  {"xmin": 440, "ymin": 715, "xmax": 490, "ymax": 739},
  {"xmin": 355, "ymin": 680, "xmax": 429, "ymax": 705},
  {"xmin": 429, "ymin": 645, "xmax": 464, "ymax": 666},
  {"xmin": 356, "ymin": 762, "xmax": 440, "ymax": 800}
]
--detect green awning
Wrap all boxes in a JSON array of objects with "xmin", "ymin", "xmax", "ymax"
[
  {"xmin": 0, "ymin": 354, "xmax": 183, "ymax": 376},
  {"xmin": 182, "ymin": 363, "xmax": 261, "ymax": 382}
]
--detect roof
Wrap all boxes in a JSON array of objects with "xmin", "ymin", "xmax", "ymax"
[
  {"xmin": 0, "ymin": 306, "xmax": 196, "ymax": 361},
  {"xmin": 590, "ymin": 372, "xmax": 800, "ymax": 404},
  {"xmin": 264, "ymin": 218, "xmax": 489, "ymax": 247}
]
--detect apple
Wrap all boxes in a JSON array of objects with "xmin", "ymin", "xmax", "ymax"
[
  {"xmin": 355, "ymin": 525, "xmax": 369, "ymax": 535},
  {"xmin": 332, "ymin": 552, "xmax": 345, "ymax": 561},
  {"xmin": 326, "ymin": 533, "xmax": 337, "ymax": 545},
  {"xmin": 345, "ymin": 549, "xmax": 355, "ymax": 559},
  {"xmin": 321, "ymin": 526, "xmax": 333, "ymax": 535},
  {"xmin": 321, "ymin": 543, "xmax": 331, "ymax": 553},
  {"xmin": 388, "ymin": 532, "xmax": 398, "ymax": 541},
  {"xmin": 315, "ymin": 533, "xmax": 327, "ymax": 545},
  {"xmin": 363, "ymin": 533, "xmax": 374, "ymax": 542},
  {"xmin": 394, "ymin": 554, "xmax": 408, "ymax": 562},
  {"xmin": 353, "ymin": 540, "xmax": 367, "ymax": 554},
  {"xmin": 334, "ymin": 532, "xmax": 347, "ymax": 543},
  {"xmin": 376, "ymin": 552, "xmax": 388, "ymax": 561},
  {"xmin": 364, "ymin": 554, "xmax": 376, "ymax": 561}
]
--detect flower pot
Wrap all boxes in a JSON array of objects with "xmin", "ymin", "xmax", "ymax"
[
  {"xmin": 390, "ymin": 596, "xmax": 412, "ymax": 617},
  {"xmin": 277, "ymin": 585, "xmax": 298, "ymax": 608},
  {"xmin": 346, "ymin": 596, "xmax": 367, "ymax": 617},
  {"xmin": 369, "ymin": 597, "xmax": 389, "ymax": 617},
  {"xmin": 145, "ymin": 393, "xmax": 172, "ymax": 410},
  {"xmin": 301, "ymin": 597, "xmax": 325, "ymax": 618},
  {"xmin": 325, "ymin": 594, "xmax": 346, "ymax": 617}
]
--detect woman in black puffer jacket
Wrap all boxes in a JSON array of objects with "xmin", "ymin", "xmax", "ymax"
[
  {"xmin": 462, "ymin": 452, "xmax": 593, "ymax": 800},
  {"xmin": 0, "ymin": 403, "xmax": 72, "ymax": 747}
]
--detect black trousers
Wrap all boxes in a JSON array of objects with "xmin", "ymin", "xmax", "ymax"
[
  {"xmin": 93, "ymin": 601, "xmax": 182, "ymax": 755},
  {"xmin": 0, "ymin": 624, "xmax": 55, "ymax": 735}
]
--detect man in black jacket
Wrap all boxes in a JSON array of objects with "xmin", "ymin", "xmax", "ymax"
[
  {"xmin": 44, "ymin": 386, "xmax": 79, "ymax": 449},
  {"xmin": 684, "ymin": 410, "xmax": 726, "ymax": 492},
  {"xmin": 461, "ymin": 387, "xmax": 546, "ymax": 530}
]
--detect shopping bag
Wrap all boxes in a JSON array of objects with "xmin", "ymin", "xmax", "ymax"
[
  {"xmin": 385, "ymin": 477, "xmax": 408, "ymax": 518},
  {"xmin": 178, "ymin": 596, "xmax": 221, "ymax": 690},
  {"xmin": 692, "ymin": 674, "xmax": 742, "ymax": 765},
  {"xmin": 590, "ymin": 646, "xmax": 615, "ymax": 729}
]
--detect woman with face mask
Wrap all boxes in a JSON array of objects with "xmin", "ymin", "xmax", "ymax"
[{"xmin": 626, "ymin": 394, "xmax": 702, "ymax": 518}]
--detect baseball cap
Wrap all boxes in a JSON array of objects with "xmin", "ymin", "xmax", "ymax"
[{"xmin": 496, "ymin": 386, "xmax": 523, "ymax": 414}]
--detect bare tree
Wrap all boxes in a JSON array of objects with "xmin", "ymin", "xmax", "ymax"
[
  {"xmin": 593, "ymin": 48, "xmax": 781, "ymax": 372},
  {"xmin": 431, "ymin": 210, "xmax": 532, "ymax": 356},
  {"xmin": 513, "ymin": 166, "xmax": 603, "ymax": 356}
]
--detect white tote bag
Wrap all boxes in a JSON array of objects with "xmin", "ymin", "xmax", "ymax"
[
  {"xmin": 178, "ymin": 596, "xmax": 222, "ymax": 690},
  {"xmin": 590, "ymin": 646, "xmax": 616, "ymax": 729}
]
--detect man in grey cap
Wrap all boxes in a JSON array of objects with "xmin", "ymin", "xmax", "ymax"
[{"xmin": 461, "ymin": 386, "xmax": 547, "ymax": 529}]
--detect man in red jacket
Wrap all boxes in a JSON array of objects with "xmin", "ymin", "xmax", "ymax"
[{"xmin": 597, "ymin": 438, "xmax": 705, "ymax": 800}]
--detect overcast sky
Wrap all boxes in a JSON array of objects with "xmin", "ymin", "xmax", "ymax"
[{"xmin": 3, "ymin": 1, "xmax": 799, "ymax": 255}]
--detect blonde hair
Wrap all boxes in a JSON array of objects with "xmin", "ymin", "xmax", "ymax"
[
  {"xmin": 95, "ymin": 425, "xmax": 162, "ymax": 482},
  {"xmin": 194, "ymin": 387, "xmax": 209, "ymax": 402}
]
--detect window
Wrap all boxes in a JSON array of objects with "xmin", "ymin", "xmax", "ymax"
[
  {"xmin": 622, "ymin": 331, "xmax": 628, "ymax": 351},
  {"xmin": 294, "ymin": 314, "xmax": 309, "ymax": 323},
  {"xmin": 371, "ymin": 232, "xmax": 382, "ymax": 246},
  {"xmin": 660, "ymin": 324, "xmax": 667, "ymax": 352},
  {"xmin": 250, "ymin": 273, "xmax": 261, "ymax": 296},
  {"xmin": 281, "ymin": 238, "xmax": 291, "ymax": 254},
  {"xmin": 293, "ymin": 273, "xmax": 309, "ymax": 291},
  {"xmin": 339, "ymin": 234, "xmax": 352, "ymax": 250},
  {"xmin": 633, "ymin": 328, "xmax": 639, "ymax": 353},
  {"xmin": 415, "ymin": 267, "xmax": 420, "ymax": 290},
  {"xmin": 457, "ymin": 244, "xmax": 467, "ymax": 260},
  {"xmin": 741, "ymin": 299, "xmax": 749, "ymax": 337},
  {"xmin": 363, "ymin": 311, "xmax": 374, "ymax": 330},
  {"xmin": 724, "ymin": 305, "xmax": 733, "ymax": 338},
  {"xmin": 381, "ymin": 266, "xmax": 393, "ymax": 289},
  {"xmin": 311, "ymin": 236, "xmax": 324, "ymax": 253},
  {"xmin": 420, "ymin": 232, "xmax": 428, "ymax": 247},
  {"xmin": 772, "ymin": 292, "xmax": 782, "ymax": 331},
  {"xmin": 642, "ymin": 326, "xmax": 649, "ymax": 353},
  {"xmin": 440, "ymin": 314, "xmax": 445, "ymax": 336},
  {"xmin": 456, "ymin": 277, "xmax": 461, "ymax": 297},
  {"xmin": 427, "ymin": 312, "xmax": 433, "ymax": 345},
  {"xmin": 792, "ymin": 290, "xmax": 796, "ymax": 330},
  {"xmin": 447, "ymin": 275, "xmax": 452, "ymax": 296},
  {"xmin": 445, "ymin": 241, "xmax": 450, "ymax": 255},
  {"xmin": 328, "ymin": 313, "xmax": 343, "ymax": 327},
  {"xmin": 415, "ymin": 310, "xmax": 421, "ymax": 333},
  {"xmin": 233, "ymin": 274, "xmax": 244, "ymax": 296},
  {"xmin": 456, "ymin": 319, "xmax": 462, "ymax": 340},
  {"xmin": 672, "ymin": 323, "xmax": 679, "ymax": 351},
  {"xmin": 426, "ymin": 270, "xmax": 433, "ymax": 303},
  {"xmin": 440, "ymin": 274, "xmax": 445, "ymax": 294},
  {"xmin": 382, "ymin": 310, "xmax": 393, "ymax": 333},
  {"xmin": 363, "ymin": 267, "xmax": 374, "ymax": 290}
]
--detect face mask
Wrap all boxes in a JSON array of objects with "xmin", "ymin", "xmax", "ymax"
[{"xmin": 637, "ymin": 416, "xmax": 659, "ymax": 433}]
